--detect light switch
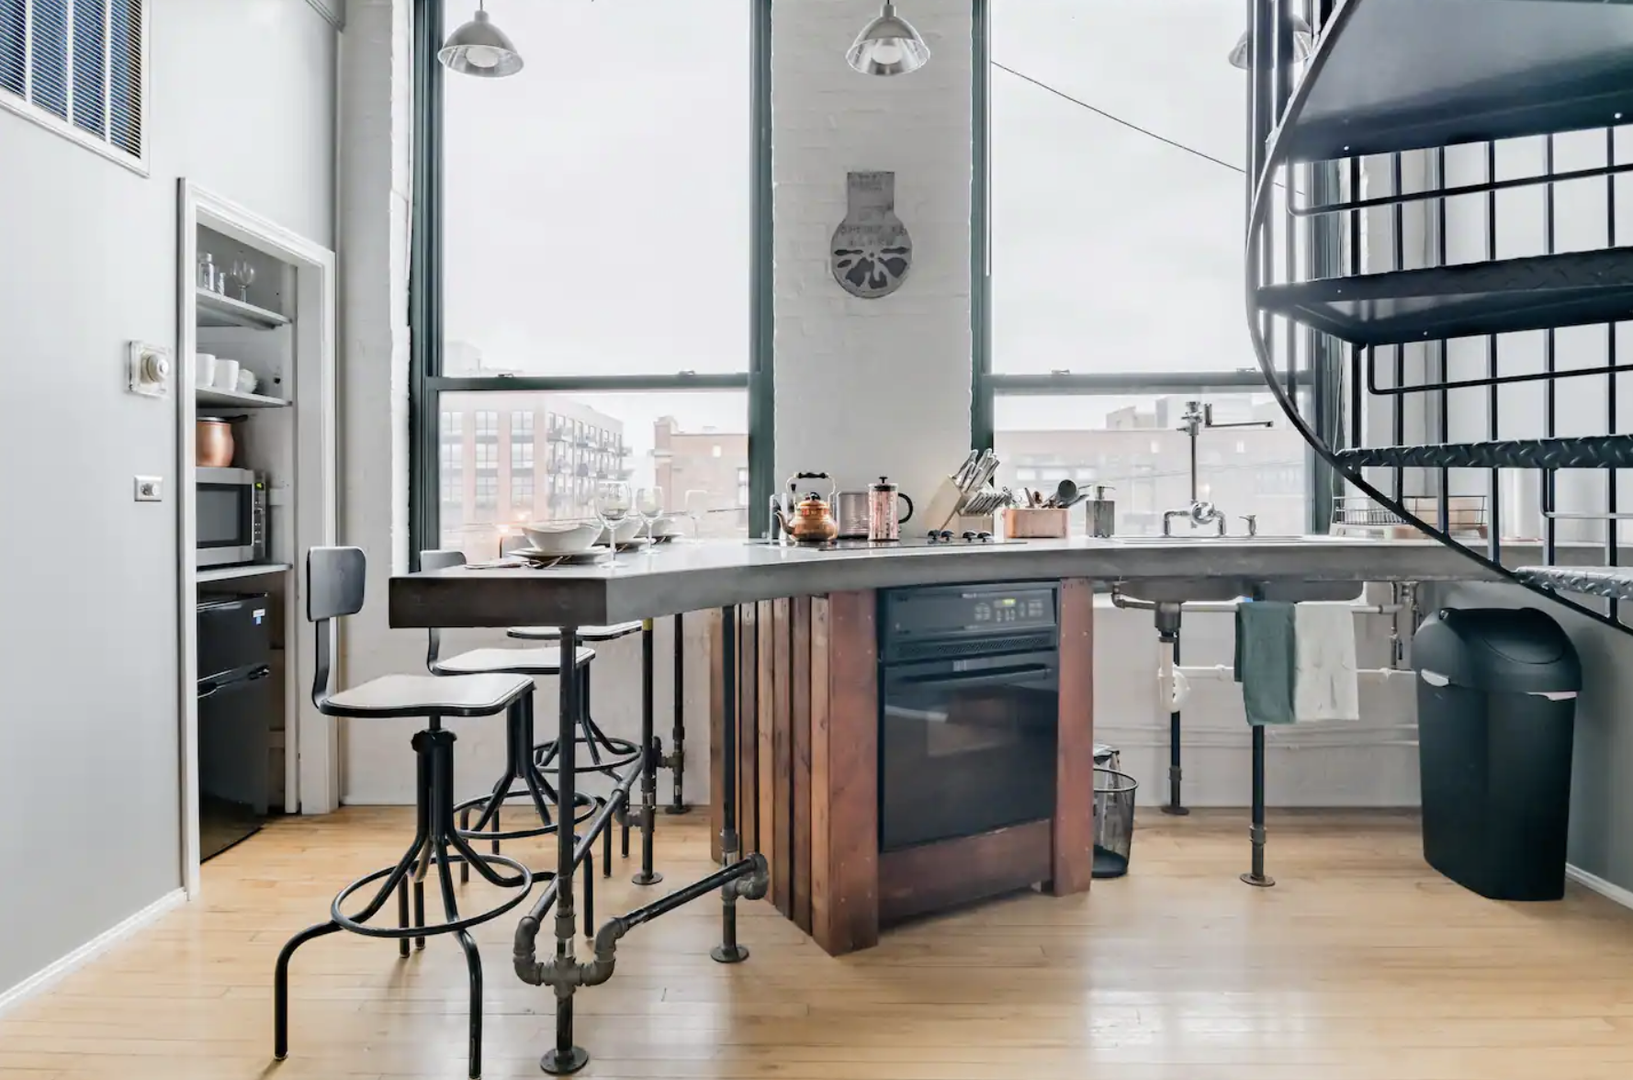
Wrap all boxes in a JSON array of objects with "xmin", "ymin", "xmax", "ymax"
[{"xmin": 134, "ymin": 476, "xmax": 163, "ymax": 502}]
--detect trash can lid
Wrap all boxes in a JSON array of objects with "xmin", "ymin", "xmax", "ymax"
[
  {"xmin": 1412, "ymin": 606, "xmax": 1581, "ymax": 694},
  {"xmin": 1093, "ymin": 742, "xmax": 1117, "ymax": 762}
]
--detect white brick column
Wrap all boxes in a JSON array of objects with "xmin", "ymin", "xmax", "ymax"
[{"xmin": 773, "ymin": 0, "xmax": 973, "ymax": 499}]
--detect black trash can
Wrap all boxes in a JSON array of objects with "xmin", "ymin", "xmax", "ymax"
[{"xmin": 1413, "ymin": 606, "xmax": 1581, "ymax": 901}]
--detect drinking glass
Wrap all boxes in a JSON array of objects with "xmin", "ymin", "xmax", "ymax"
[
  {"xmin": 230, "ymin": 259, "xmax": 257, "ymax": 303},
  {"xmin": 634, "ymin": 486, "xmax": 664, "ymax": 544},
  {"xmin": 592, "ymin": 481, "xmax": 632, "ymax": 564}
]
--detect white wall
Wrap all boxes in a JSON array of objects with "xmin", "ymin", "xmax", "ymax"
[
  {"xmin": 772, "ymin": 0, "xmax": 973, "ymax": 498},
  {"xmin": 0, "ymin": 0, "xmax": 336, "ymax": 996}
]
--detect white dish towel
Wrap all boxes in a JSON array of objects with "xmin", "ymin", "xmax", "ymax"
[{"xmin": 1293, "ymin": 602, "xmax": 1360, "ymax": 721}]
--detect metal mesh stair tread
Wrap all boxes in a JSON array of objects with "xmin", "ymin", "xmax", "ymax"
[
  {"xmin": 1515, "ymin": 566, "xmax": 1633, "ymax": 600},
  {"xmin": 1255, "ymin": 249, "xmax": 1633, "ymax": 347},
  {"xmin": 1330, "ymin": 436, "xmax": 1633, "ymax": 471},
  {"xmin": 1278, "ymin": 0, "xmax": 1633, "ymax": 162}
]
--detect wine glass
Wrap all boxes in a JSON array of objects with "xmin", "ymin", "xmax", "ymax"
[
  {"xmin": 683, "ymin": 489, "xmax": 711, "ymax": 541},
  {"xmin": 230, "ymin": 259, "xmax": 257, "ymax": 303},
  {"xmin": 634, "ymin": 486, "xmax": 664, "ymax": 545},
  {"xmin": 592, "ymin": 480, "xmax": 632, "ymax": 564}
]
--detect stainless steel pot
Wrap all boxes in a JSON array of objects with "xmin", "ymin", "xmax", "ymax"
[{"xmin": 834, "ymin": 491, "xmax": 872, "ymax": 539}]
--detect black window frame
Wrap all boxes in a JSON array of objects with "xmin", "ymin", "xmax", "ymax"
[
  {"xmin": 970, "ymin": 0, "xmax": 1339, "ymax": 532},
  {"xmin": 408, "ymin": 0, "xmax": 775, "ymax": 567}
]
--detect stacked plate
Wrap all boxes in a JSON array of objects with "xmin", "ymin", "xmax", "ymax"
[{"xmin": 519, "ymin": 521, "xmax": 601, "ymax": 557}]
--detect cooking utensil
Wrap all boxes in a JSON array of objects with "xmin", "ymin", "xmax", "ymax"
[
  {"xmin": 773, "ymin": 490, "xmax": 840, "ymax": 543},
  {"xmin": 1050, "ymin": 479, "xmax": 1078, "ymax": 509},
  {"xmin": 195, "ymin": 415, "xmax": 246, "ymax": 467},
  {"xmin": 868, "ymin": 476, "xmax": 914, "ymax": 541}
]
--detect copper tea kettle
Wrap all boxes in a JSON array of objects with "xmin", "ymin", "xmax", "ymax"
[{"xmin": 772, "ymin": 472, "xmax": 839, "ymax": 543}]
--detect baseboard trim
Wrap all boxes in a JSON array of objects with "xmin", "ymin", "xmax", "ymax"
[
  {"xmin": 1566, "ymin": 863, "xmax": 1633, "ymax": 911},
  {"xmin": 0, "ymin": 888, "xmax": 186, "ymax": 1014}
]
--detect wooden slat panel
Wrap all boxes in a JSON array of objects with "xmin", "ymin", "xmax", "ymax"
[
  {"xmin": 707, "ymin": 607, "xmax": 724, "ymax": 864},
  {"xmin": 879, "ymin": 820, "xmax": 1053, "ymax": 926},
  {"xmin": 808, "ymin": 596, "xmax": 831, "ymax": 944},
  {"xmin": 810, "ymin": 589, "xmax": 879, "ymax": 956},
  {"xmin": 790, "ymin": 595, "xmax": 813, "ymax": 932},
  {"xmin": 1050, "ymin": 578, "xmax": 1096, "ymax": 896},
  {"xmin": 757, "ymin": 600, "xmax": 777, "ymax": 878},
  {"xmin": 771, "ymin": 597, "xmax": 794, "ymax": 916},
  {"xmin": 738, "ymin": 603, "xmax": 758, "ymax": 855}
]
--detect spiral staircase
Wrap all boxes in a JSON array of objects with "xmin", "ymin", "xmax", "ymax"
[{"xmin": 1246, "ymin": 0, "xmax": 1633, "ymax": 635}]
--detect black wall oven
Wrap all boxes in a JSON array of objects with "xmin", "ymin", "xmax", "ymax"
[{"xmin": 878, "ymin": 583, "xmax": 1059, "ymax": 853}]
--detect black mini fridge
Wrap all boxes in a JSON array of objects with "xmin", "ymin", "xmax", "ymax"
[{"xmin": 198, "ymin": 592, "xmax": 275, "ymax": 860}]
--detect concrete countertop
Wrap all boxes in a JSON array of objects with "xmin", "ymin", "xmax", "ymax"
[{"xmin": 387, "ymin": 535, "xmax": 1593, "ymax": 629}]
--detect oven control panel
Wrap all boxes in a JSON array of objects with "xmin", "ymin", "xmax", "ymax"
[{"xmin": 880, "ymin": 582, "xmax": 1059, "ymax": 658}]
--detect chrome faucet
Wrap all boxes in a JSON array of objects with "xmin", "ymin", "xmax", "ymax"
[{"xmin": 1160, "ymin": 400, "xmax": 1273, "ymax": 536}]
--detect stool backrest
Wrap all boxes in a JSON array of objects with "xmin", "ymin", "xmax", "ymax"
[
  {"xmin": 419, "ymin": 549, "xmax": 467, "ymax": 668},
  {"xmin": 308, "ymin": 546, "xmax": 366, "ymax": 621},
  {"xmin": 307, "ymin": 546, "xmax": 366, "ymax": 711}
]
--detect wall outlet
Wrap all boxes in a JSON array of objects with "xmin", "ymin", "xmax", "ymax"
[
  {"xmin": 127, "ymin": 342, "xmax": 172, "ymax": 399},
  {"xmin": 134, "ymin": 476, "xmax": 163, "ymax": 502}
]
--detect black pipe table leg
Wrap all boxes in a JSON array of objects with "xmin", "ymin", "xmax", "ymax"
[
  {"xmin": 1158, "ymin": 608, "xmax": 1189, "ymax": 816},
  {"xmin": 1241, "ymin": 724, "xmax": 1275, "ymax": 888},
  {"xmin": 664, "ymin": 612, "xmax": 692, "ymax": 815},
  {"xmin": 711, "ymin": 606, "xmax": 750, "ymax": 964},
  {"xmin": 633, "ymin": 619, "xmax": 663, "ymax": 885},
  {"xmin": 540, "ymin": 624, "xmax": 590, "ymax": 1076}
]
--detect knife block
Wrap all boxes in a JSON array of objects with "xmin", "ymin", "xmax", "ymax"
[{"xmin": 922, "ymin": 476, "xmax": 969, "ymax": 533}]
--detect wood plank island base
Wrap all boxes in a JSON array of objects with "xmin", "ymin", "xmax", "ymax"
[{"xmin": 707, "ymin": 581, "xmax": 1095, "ymax": 956}]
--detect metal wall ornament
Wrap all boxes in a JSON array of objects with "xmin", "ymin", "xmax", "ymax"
[{"xmin": 830, "ymin": 171, "xmax": 913, "ymax": 299}]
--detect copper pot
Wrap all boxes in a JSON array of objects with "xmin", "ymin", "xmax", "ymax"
[{"xmin": 196, "ymin": 416, "xmax": 244, "ymax": 468}]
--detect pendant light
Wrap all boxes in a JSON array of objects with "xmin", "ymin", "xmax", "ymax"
[
  {"xmin": 847, "ymin": 3, "xmax": 931, "ymax": 76},
  {"xmin": 439, "ymin": 1, "xmax": 524, "ymax": 78},
  {"xmin": 1227, "ymin": 14, "xmax": 1314, "ymax": 70}
]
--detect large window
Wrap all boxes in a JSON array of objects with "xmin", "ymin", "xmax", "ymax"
[
  {"xmin": 412, "ymin": 0, "xmax": 769, "ymax": 563},
  {"xmin": 981, "ymin": 1, "xmax": 1312, "ymax": 533}
]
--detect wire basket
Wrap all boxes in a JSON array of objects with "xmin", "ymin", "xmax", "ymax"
[
  {"xmin": 1093, "ymin": 767, "xmax": 1138, "ymax": 880},
  {"xmin": 1330, "ymin": 494, "xmax": 1487, "ymax": 539}
]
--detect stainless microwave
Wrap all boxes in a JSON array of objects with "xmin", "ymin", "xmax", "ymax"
[{"xmin": 197, "ymin": 467, "xmax": 268, "ymax": 568}]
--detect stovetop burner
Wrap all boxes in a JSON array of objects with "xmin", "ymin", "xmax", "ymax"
[{"xmin": 818, "ymin": 532, "xmax": 1023, "ymax": 550}]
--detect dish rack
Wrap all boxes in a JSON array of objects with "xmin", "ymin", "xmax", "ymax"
[{"xmin": 1330, "ymin": 495, "xmax": 1488, "ymax": 540}]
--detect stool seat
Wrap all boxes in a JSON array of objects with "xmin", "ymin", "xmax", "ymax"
[
  {"xmin": 507, "ymin": 622, "xmax": 642, "ymax": 642},
  {"xmin": 433, "ymin": 645, "xmax": 596, "ymax": 676},
  {"xmin": 325, "ymin": 673, "xmax": 533, "ymax": 718}
]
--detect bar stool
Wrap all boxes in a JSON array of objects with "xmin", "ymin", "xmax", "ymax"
[
  {"xmin": 509, "ymin": 620, "xmax": 664, "ymax": 885},
  {"xmin": 509, "ymin": 622, "xmax": 645, "ymax": 778},
  {"xmin": 274, "ymin": 547, "xmax": 534, "ymax": 1080},
  {"xmin": 419, "ymin": 551, "xmax": 601, "ymax": 890}
]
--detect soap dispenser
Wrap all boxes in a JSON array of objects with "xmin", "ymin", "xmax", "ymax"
[{"xmin": 1087, "ymin": 485, "xmax": 1116, "ymax": 538}]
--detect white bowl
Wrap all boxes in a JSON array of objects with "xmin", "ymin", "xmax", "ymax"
[
  {"xmin": 648, "ymin": 515, "xmax": 680, "ymax": 538},
  {"xmin": 522, "ymin": 521, "xmax": 601, "ymax": 554},
  {"xmin": 598, "ymin": 518, "xmax": 643, "ymax": 547}
]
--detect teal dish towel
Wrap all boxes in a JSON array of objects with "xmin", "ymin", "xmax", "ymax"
[{"xmin": 1234, "ymin": 601, "xmax": 1297, "ymax": 726}]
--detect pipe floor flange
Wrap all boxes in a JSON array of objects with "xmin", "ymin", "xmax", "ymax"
[
  {"xmin": 539, "ymin": 1046, "xmax": 589, "ymax": 1075},
  {"xmin": 710, "ymin": 944, "xmax": 750, "ymax": 964},
  {"xmin": 1240, "ymin": 872, "xmax": 1276, "ymax": 888}
]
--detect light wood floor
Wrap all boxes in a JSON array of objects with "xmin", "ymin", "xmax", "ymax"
[{"xmin": 5, "ymin": 809, "xmax": 1633, "ymax": 1080}]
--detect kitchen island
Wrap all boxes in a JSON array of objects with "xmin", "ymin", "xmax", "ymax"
[{"xmin": 389, "ymin": 535, "xmax": 1540, "ymax": 957}]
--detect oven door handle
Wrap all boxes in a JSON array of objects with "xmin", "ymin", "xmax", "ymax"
[{"xmin": 888, "ymin": 662, "xmax": 1055, "ymax": 689}]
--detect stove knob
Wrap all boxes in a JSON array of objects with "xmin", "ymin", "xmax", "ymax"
[
  {"xmin": 938, "ymin": 530, "xmax": 954, "ymax": 542},
  {"xmin": 976, "ymin": 531, "xmax": 993, "ymax": 541},
  {"xmin": 961, "ymin": 531, "xmax": 976, "ymax": 542},
  {"xmin": 926, "ymin": 530, "xmax": 941, "ymax": 541}
]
